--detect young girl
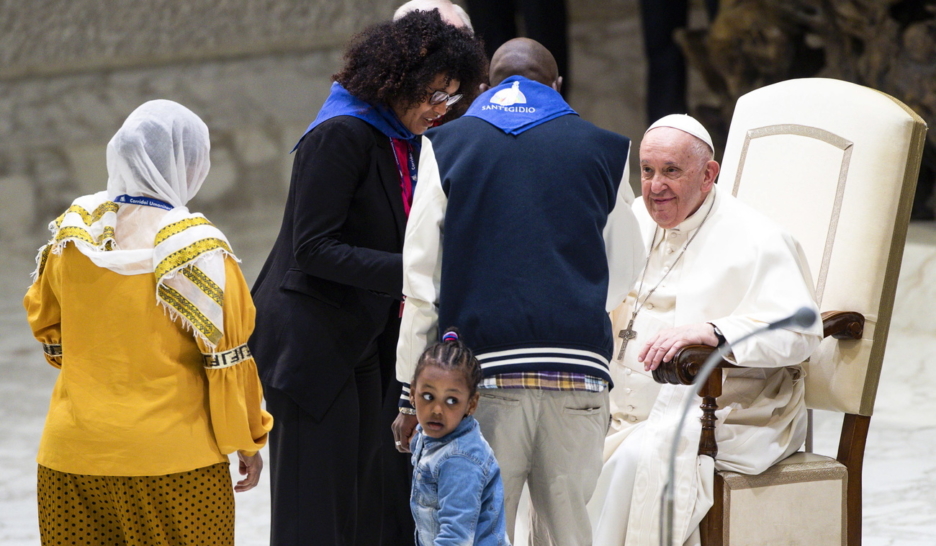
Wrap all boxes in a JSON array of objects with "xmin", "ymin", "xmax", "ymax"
[{"xmin": 409, "ymin": 329, "xmax": 510, "ymax": 546}]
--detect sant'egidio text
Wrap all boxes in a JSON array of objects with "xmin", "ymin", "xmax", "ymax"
[{"xmin": 482, "ymin": 105, "xmax": 537, "ymax": 113}]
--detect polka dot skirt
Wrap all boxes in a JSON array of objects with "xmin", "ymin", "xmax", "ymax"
[{"xmin": 37, "ymin": 463, "xmax": 234, "ymax": 545}]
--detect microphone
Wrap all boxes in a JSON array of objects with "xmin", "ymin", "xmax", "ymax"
[
  {"xmin": 659, "ymin": 307, "xmax": 817, "ymax": 545},
  {"xmin": 767, "ymin": 307, "xmax": 818, "ymax": 330}
]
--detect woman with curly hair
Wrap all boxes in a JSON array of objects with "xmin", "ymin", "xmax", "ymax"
[{"xmin": 249, "ymin": 9, "xmax": 487, "ymax": 546}]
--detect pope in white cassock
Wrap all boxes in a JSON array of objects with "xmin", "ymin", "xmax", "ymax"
[{"xmin": 587, "ymin": 114, "xmax": 824, "ymax": 546}]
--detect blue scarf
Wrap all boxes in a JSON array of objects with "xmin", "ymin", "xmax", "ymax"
[
  {"xmin": 292, "ymin": 82, "xmax": 416, "ymax": 152},
  {"xmin": 464, "ymin": 76, "xmax": 577, "ymax": 135}
]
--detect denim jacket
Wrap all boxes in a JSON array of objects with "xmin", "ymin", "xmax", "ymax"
[{"xmin": 410, "ymin": 416, "xmax": 510, "ymax": 546}]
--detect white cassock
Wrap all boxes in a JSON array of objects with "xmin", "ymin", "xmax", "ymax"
[{"xmin": 587, "ymin": 187, "xmax": 823, "ymax": 546}]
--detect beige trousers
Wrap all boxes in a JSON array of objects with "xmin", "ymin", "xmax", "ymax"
[{"xmin": 475, "ymin": 388, "xmax": 610, "ymax": 546}]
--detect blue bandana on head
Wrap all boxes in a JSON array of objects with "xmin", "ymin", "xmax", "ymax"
[
  {"xmin": 464, "ymin": 75, "xmax": 577, "ymax": 135},
  {"xmin": 292, "ymin": 82, "xmax": 416, "ymax": 152}
]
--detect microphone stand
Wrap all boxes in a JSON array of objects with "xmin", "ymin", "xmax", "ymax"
[
  {"xmin": 659, "ymin": 308, "xmax": 816, "ymax": 546},
  {"xmin": 659, "ymin": 338, "xmax": 736, "ymax": 546}
]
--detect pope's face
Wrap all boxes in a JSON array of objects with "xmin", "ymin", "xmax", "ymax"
[{"xmin": 639, "ymin": 128, "xmax": 718, "ymax": 229}]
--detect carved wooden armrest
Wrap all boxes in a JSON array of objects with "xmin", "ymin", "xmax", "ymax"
[
  {"xmin": 821, "ymin": 310, "xmax": 864, "ymax": 340},
  {"xmin": 649, "ymin": 311, "xmax": 864, "ymax": 459},
  {"xmin": 651, "ymin": 345, "xmax": 734, "ymax": 386},
  {"xmin": 651, "ymin": 310, "xmax": 865, "ymax": 388}
]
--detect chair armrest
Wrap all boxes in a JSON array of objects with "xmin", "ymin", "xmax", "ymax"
[
  {"xmin": 652, "ymin": 345, "xmax": 738, "ymax": 386},
  {"xmin": 652, "ymin": 311, "xmax": 865, "ymax": 387},
  {"xmin": 649, "ymin": 311, "xmax": 867, "ymax": 459},
  {"xmin": 822, "ymin": 310, "xmax": 865, "ymax": 340}
]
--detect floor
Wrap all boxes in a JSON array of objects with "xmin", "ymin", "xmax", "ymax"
[{"xmin": 1, "ymin": 221, "xmax": 934, "ymax": 545}]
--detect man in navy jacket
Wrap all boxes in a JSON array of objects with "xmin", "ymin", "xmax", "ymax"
[{"xmin": 393, "ymin": 38, "xmax": 645, "ymax": 545}]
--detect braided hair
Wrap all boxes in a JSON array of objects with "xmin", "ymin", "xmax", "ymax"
[{"xmin": 412, "ymin": 327, "xmax": 483, "ymax": 397}]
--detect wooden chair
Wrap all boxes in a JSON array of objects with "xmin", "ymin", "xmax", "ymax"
[{"xmin": 653, "ymin": 78, "xmax": 927, "ymax": 546}]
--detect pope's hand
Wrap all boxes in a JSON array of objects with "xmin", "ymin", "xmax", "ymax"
[{"xmin": 638, "ymin": 323, "xmax": 719, "ymax": 371}]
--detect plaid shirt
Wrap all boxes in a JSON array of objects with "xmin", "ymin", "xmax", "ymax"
[{"xmin": 480, "ymin": 371, "xmax": 607, "ymax": 392}]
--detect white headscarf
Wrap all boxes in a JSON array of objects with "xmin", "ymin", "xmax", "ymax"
[
  {"xmin": 106, "ymin": 99, "xmax": 211, "ymax": 208},
  {"xmin": 35, "ymin": 100, "xmax": 235, "ymax": 348}
]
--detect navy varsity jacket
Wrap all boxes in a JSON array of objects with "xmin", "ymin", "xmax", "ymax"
[{"xmin": 396, "ymin": 80, "xmax": 645, "ymax": 406}]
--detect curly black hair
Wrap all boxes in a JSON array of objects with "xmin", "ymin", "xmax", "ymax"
[{"xmin": 334, "ymin": 9, "xmax": 488, "ymax": 113}]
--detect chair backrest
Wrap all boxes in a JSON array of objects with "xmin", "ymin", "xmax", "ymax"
[{"xmin": 718, "ymin": 78, "xmax": 926, "ymax": 416}]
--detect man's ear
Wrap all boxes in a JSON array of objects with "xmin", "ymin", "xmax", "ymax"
[
  {"xmin": 479, "ymin": 83, "xmax": 490, "ymax": 93},
  {"xmin": 701, "ymin": 159, "xmax": 720, "ymax": 191},
  {"xmin": 466, "ymin": 392, "xmax": 480, "ymax": 416},
  {"xmin": 409, "ymin": 393, "xmax": 416, "ymax": 407},
  {"xmin": 552, "ymin": 76, "xmax": 563, "ymax": 93}
]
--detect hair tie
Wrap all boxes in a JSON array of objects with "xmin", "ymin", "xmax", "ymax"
[{"xmin": 442, "ymin": 332, "xmax": 459, "ymax": 342}]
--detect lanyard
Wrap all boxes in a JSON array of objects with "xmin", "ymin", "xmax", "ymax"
[
  {"xmin": 390, "ymin": 138, "xmax": 418, "ymax": 317},
  {"xmin": 390, "ymin": 138, "xmax": 418, "ymax": 216},
  {"xmin": 113, "ymin": 194, "xmax": 174, "ymax": 211}
]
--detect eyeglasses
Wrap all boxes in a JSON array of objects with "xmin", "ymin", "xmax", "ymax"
[{"xmin": 428, "ymin": 90, "xmax": 463, "ymax": 107}]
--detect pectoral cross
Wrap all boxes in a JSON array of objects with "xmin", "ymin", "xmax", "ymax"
[{"xmin": 617, "ymin": 319, "xmax": 637, "ymax": 360}]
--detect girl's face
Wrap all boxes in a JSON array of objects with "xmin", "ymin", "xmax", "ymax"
[{"xmin": 410, "ymin": 364, "xmax": 479, "ymax": 439}]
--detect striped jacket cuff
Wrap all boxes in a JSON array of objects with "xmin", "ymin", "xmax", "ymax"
[{"xmin": 398, "ymin": 383, "xmax": 414, "ymax": 410}]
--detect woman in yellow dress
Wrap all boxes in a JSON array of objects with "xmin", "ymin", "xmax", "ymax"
[{"xmin": 24, "ymin": 99, "xmax": 273, "ymax": 545}]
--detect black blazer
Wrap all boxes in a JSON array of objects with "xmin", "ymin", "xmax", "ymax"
[{"xmin": 250, "ymin": 116, "xmax": 407, "ymax": 421}]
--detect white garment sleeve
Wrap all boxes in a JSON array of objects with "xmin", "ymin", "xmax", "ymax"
[
  {"xmin": 604, "ymin": 151, "xmax": 646, "ymax": 312},
  {"xmin": 710, "ymin": 231, "xmax": 823, "ymax": 367},
  {"xmin": 396, "ymin": 137, "xmax": 447, "ymax": 397}
]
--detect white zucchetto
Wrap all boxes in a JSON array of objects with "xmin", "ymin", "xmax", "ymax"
[{"xmin": 646, "ymin": 114, "xmax": 714, "ymax": 153}]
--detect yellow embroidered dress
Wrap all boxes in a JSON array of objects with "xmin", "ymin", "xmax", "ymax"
[
  {"xmin": 25, "ymin": 243, "xmax": 270, "ymax": 476},
  {"xmin": 25, "ymin": 99, "xmax": 271, "ymax": 546}
]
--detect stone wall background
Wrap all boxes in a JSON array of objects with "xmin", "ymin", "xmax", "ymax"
[{"xmin": 0, "ymin": 0, "xmax": 717, "ymax": 292}]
